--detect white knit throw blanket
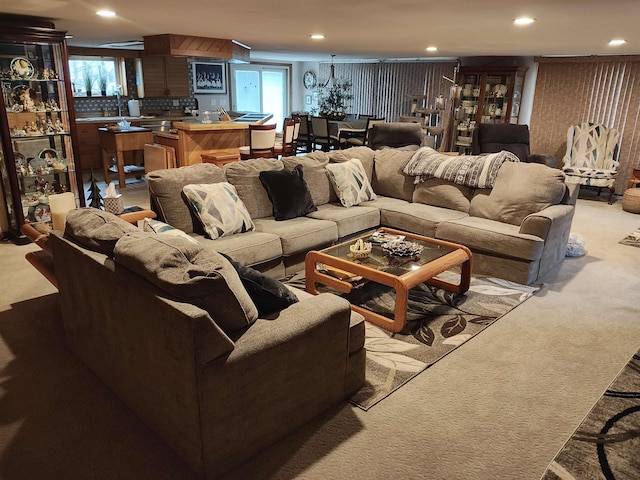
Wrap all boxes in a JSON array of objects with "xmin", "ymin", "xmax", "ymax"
[{"xmin": 402, "ymin": 147, "xmax": 520, "ymax": 188}]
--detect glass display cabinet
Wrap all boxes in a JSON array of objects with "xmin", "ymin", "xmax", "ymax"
[
  {"xmin": 0, "ymin": 14, "xmax": 85, "ymax": 240},
  {"xmin": 451, "ymin": 66, "xmax": 527, "ymax": 153}
]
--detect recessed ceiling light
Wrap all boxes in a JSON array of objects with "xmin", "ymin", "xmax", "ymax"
[
  {"xmin": 609, "ymin": 39, "xmax": 626, "ymax": 46},
  {"xmin": 310, "ymin": 34, "xmax": 325, "ymax": 40},
  {"xmin": 96, "ymin": 10, "xmax": 116, "ymax": 17},
  {"xmin": 514, "ymin": 17, "xmax": 535, "ymax": 26},
  {"xmin": 426, "ymin": 46, "xmax": 438, "ymax": 52}
]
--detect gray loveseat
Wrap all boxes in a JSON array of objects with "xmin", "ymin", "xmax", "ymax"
[
  {"xmin": 147, "ymin": 146, "xmax": 577, "ymax": 285},
  {"xmin": 49, "ymin": 208, "xmax": 366, "ymax": 479}
]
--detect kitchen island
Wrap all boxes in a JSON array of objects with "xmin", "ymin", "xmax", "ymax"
[{"xmin": 156, "ymin": 113, "xmax": 273, "ymax": 166}]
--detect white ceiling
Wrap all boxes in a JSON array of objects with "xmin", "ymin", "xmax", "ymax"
[{"xmin": 2, "ymin": 0, "xmax": 639, "ymax": 62}]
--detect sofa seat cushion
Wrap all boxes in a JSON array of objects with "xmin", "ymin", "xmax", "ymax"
[
  {"xmin": 64, "ymin": 207, "xmax": 139, "ymax": 256},
  {"xmin": 412, "ymin": 178, "xmax": 474, "ymax": 213},
  {"xmin": 224, "ymin": 158, "xmax": 283, "ymax": 219},
  {"xmin": 183, "ymin": 182, "xmax": 255, "ymax": 239},
  {"xmin": 253, "ymin": 217, "xmax": 338, "ymax": 256},
  {"xmin": 372, "ymin": 149, "xmax": 415, "ymax": 201},
  {"xmin": 436, "ymin": 217, "xmax": 545, "ymax": 261},
  {"xmin": 281, "ymin": 155, "xmax": 333, "ymax": 206},
  {"xmin": 308, "ymin": 203, "xmax": 380, "ymax": 238},
  {"xmin": 259, "ymin": 165, "xmax": 317, "ymax": 221},
  {"xmin": 146, "ymin": 163, "xmax": 226, "ymax": 234},
  {"xmin": 114, "ymin": 232, "xmax": 258, "ymax": 333},
  {"xmin": 377, "ymin": 201, "xmax": 469, "ymax": 238},
  {"xmin": 470, "ymin": 162, "xmax": 567, "ymax": 226},
  {"xmin": 190, "ymin": 231, "xmax": 283, "ymax": 267}
]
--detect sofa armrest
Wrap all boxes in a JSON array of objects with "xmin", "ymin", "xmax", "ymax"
[{"xmin": 519, "ymin": 204, "xmax": 575, "ymax": 239}]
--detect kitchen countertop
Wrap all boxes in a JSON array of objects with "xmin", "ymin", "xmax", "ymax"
[{"xmin": 76, "ymin": 115, "xmax": 194, "ymax": 124}]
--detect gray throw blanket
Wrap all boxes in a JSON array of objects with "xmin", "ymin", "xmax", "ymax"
[{"xmin": 402, "ymin": 147, "xmax": 520, "ymax": 188}]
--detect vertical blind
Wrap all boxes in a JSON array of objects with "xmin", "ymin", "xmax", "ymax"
[
  {"xmin": 318, "ymin": 61, "xmax": 457, "ymax": 143},
  {"xmin": 531, "ymin": 56, "xmax": 640, "ymax": 193}
]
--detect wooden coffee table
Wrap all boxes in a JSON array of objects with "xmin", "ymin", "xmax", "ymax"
[{"xmin": 305, "ymin": 228, "xmax": 472, "ymax": 333}]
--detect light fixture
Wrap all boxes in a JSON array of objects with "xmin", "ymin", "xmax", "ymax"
[
  {"xmin": 609, "ymin": 39, "xmax": 626, "ymax": 46},
  {"xmin": 426, "ymin": 46, "xmax": 438, "ymax": 52},
  {"xmin": 310, "ymin": 34, "xmax": 325, "ymax": 40},
  {"xmin": 321, "ymin": 54, "xmax": 336, "ymax": 88},
  {"xmin": 96, "ymin": 10, "xmax": 116, "ymax": 17},
  {"xmin": 514, "ymin": 17, "xmax": 535, "ymax": 25}
]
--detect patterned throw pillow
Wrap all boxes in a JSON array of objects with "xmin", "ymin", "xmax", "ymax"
[
  {"xmin": 138, "ymin": 217, "xmax": 199, "ymax": 244},
  {"xmin": 182, "ymin": 182, "xmax": 255, "ymax": 239},
  {"xmin": 326, "ymin": 158, "xmax": 377, "ymax": 207}
]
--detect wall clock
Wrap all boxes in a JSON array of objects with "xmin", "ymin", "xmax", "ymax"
[{"xmin": 303, "ymin": 70, "xmax": 317, "ymax": 89}]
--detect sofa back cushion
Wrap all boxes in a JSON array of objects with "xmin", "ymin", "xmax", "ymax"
[
  {"xmin": 64, "ymin": 207, "xmax": 138, "ymax": 255},
  {"xmin": 412, "ymin": 179, "xmax": 474, "ymax": 213},
  {"xmin": 114, "ymin": 232, "xmax": 258, "ymax": 333},
  {"xmin": 372, "ymin": 149, "xmax": 415, "ymax": 202},
  {"xmin": 470, "ymin": 162, "xmax": 567, "ymax": 226},
  {"xmin": 146, "ymin": 163, "xmax": 226, "ymax": 234},
  {"xmin": 224, "ymin": 158, "xmax": 283, "ymax": 219},
  {"xmin": 281, "ymin": 154, "xmax": 333, "ymax": 206}
]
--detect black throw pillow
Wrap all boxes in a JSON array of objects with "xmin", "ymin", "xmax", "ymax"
[
  {"xmin": 259, "ymin": 164, "xmax": 317, "ymax": 221},
  {"xmin": 220, "ymin": 253, "xmax": 299, "ymax": 316}
]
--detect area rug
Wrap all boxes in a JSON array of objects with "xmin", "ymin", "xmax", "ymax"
[
  {"xmin": 285, "ymin": 272, "xmax": 539, "ymax": 410},
  {"xmin": 541, "ymin": 348, "xmax": 640, "ymax": 480},
  {"xmin": 619, "ymin": 227, "xmax": 640, "ymax": 248}
]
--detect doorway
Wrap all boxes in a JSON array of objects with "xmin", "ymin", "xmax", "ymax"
[{"xmin": 231, "ymin": 64, "xmax": 289, "ymax": 130}]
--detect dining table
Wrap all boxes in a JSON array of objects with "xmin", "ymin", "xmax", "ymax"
[{"xmin": 328, "ymin": 119, "xmax": 368, "ymax": 138}]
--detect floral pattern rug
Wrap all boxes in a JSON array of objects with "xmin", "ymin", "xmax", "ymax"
[
  {"xmin": 285, "ymin": 272, "xmax": 539, "ymax": 410},
  {"xmin": 619, "ymin": 227, "xmax": 640, "ymax": 248}
]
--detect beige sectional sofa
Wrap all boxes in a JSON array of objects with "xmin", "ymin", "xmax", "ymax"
[{"xmin": 147, "ymin": 146, "xmax": 577, "ymax": 285}]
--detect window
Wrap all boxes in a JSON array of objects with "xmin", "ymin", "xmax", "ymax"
[{"xmin": 68, "ymin": 57, "xmax": 125, "ymax": 97}]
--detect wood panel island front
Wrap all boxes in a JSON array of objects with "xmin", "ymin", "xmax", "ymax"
[{"xmin": 155, "ymin": 113, "xmax": 273, "ymax": 167}]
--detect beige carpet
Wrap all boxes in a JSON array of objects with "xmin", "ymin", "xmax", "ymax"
[{"xmin": 1, "ymin": 190, "xmax": 640, "ymax": 479}]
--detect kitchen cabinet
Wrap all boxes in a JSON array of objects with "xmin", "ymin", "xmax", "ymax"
[
  {"xmin": 0, "ymin": 15, "xmax": 85, "ymax": 238},
  {"xmin": 142, "ymin": 55, "xmax": 190, "ymax": 97},
  {"xmin": 452, "ymin": 66, "xmax": 527, "ymax": 152}
]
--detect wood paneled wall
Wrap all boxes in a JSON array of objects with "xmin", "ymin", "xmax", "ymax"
[{"xmin": 531, "ymin": 56, "xmax": 640, "ymax": 193}]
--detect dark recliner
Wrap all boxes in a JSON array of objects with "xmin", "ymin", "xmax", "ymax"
[
  {"xmin": 368, "ymin": 122, "xmax": 423, "ymax": 150},
  {"xmin": 471, "ymin": 123, "xmax": 557, "ymax": 168}
]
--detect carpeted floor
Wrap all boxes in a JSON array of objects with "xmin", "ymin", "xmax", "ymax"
[
  {"xmin": 286, "ymin": 272, "xmax": 538, "ymax": 410},
  {"xmin": 619, "ymin": 227, "xmax": 640, "ymax": 248},
  {"xmin": 542, "ymin": 348, "xmax": 640, "ymax": 479}
]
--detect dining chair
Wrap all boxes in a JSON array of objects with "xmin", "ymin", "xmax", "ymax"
[
  {"xmin": 292, "ymin": 113, "xmax": 311, "ymax": 153},
  {"xmin": 344, "ymin": 117, "xmax": 385, "ymax": 147},
  {"xmin": 144, "ymin": 143, "xmax": 176, "ymax": 173},
  {"xmin": 239, "ymin": 124, "xmax": 278, "ymax": 160},
  {"xmin": 310, "ymin": 116, "xmax": 336, "ymax": 151},
  {"xmin": 274, "ymin": 118, "xmax": 296, "ymax": 158}
]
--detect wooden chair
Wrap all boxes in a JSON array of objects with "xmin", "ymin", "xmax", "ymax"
[
  {"xmin": 292, "ymin": 113, "xmax": 311, "ymax": 153},
  {"xmin": 144, "ymin": 143, "xmax": 176, "ymax": 173},
  {"xmin": 239, "ymin": 124, "xmax": 278, "ymax": 159},
  {"xmin": 344, "ymin": 117, "xmax": 385, "ymax": 147},
  {"xmin": 310, "ymin": 116, "xmax": 337, "ymax": 152},
  {"xmin": 274, "ymin": 118, "xmax": 296, "ymax": 158}
]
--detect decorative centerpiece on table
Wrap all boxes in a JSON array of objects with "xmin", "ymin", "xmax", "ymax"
[{"xmin": 316, "ymin": 79, "xmax": 353, "ymax": 121}]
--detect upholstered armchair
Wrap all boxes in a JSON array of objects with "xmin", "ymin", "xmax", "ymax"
[
  {"xmin": 562, "ymin": 122, "xmax": 620, "ymax": 204},
  {"xmin": 471, "ymin": 123, "xmax": 557, "ymax": 167}
]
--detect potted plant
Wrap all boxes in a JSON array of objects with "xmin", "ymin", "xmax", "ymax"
[
  {"xmin": 83, "ymin": 68, "xmax": 94, "ymax": 97},
  {"xmin": 317, "ymin": 80, "xmax": 353, "ymax": 120},
  {"xmin": 98, "ymin": 65, "xmax": 108, "ymax": 96}
]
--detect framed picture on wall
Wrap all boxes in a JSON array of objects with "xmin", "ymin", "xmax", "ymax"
[{"xmin": 192, "ymin": 62, "xmax": 227, "ymax": 94}]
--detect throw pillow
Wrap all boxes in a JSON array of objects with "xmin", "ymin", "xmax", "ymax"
[
  {"xmin": 64, "ymin": 207, "xmax": 138, "ymax": 255},
  {"xmin": 325, "ymin": 158, "xmax": 377, "ymax": 208},
  {"xmin": 220, "ymin": 252, "xmax": 298, "ymax": 316},
  {"xmin": 114, "ymin": 232, "xmax": 258, "ymax": 333},
  {"xmin": 182, "ymin": 182, "xmax": 255, "ymax": 239},
  {"xmin": 138, "ymin": 217, "xmax": 199, "ymax": 244},
  {"xmin": 259, "ymin": 164, "xmax": 317, "ymax": 221}
]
